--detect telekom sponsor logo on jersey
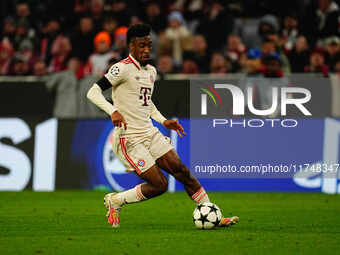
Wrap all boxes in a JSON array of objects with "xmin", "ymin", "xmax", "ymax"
[
  {"xmin": 140, "ymin": 87, "xmax": 152, "ymax": 106},
  {"xmin": 200, "ymin": 84, "xmax": 312, "ymax": 128}
]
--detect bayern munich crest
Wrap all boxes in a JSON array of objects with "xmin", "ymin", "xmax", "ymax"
[{"xmin": 137, "ymin": 159, "xmax": 145, "ymax": 167}]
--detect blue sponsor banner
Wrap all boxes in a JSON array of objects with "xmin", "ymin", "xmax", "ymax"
[
  {"xmin": 71, "ymin": 118, "xmax": 340, "ymax": 194},
  {"xmin": 71, "ymin": 120, "xmax": 172, "ymax": 191},
  {"xmin": 190, "ymin": 118, "xmax": 324, "ymax": 179}
]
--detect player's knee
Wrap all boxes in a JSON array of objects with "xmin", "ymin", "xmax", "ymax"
[
  {"xmin": 156, "ymin": 177, "xmax": 168, "ymax": 194},
  {"xmin": 176, "ymin": 162, "xmax": 191, "ymax": 177},
  {"xmin": 170, "ymin": 160, "xmax": 187, "ymax": 174},
  {"xmin": 173, "ymin": 163, "xmax": 196, "ymax": 186},
  {"xmin": 160, "ymin": 178, "xmax": 168, "ymax": 193}
]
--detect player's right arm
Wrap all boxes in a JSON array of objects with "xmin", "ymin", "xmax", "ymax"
[{"xmin": 87, "ymin": 63, "xmax": 127, "ymax": 128}]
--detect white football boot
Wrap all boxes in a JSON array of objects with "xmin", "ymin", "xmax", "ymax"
[
  {"xmin": 104, "ymin": 193, "xmax": 122, "ymax": 228},
  {"xmin": 219, "ymin": 216, "xmax": 239, "ymax": 227}
]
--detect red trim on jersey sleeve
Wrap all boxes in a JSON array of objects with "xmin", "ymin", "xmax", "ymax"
[{"xmin": 120, "ymin": 58, "xmax": 132, "ymax": 64}]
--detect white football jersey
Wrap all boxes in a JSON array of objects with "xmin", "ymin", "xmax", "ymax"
[{"xmin": 104, "ymin": 54, "xmax": 158, "ymax": 135}]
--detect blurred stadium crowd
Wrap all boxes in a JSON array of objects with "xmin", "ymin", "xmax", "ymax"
[{"xmin": 1, "ymin": 0, "xmax": 340, "ymax": 78}]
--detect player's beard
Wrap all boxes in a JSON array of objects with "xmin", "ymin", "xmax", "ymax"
[{"xmin": 140, "ymin": 58, "xmax": 151, "ymax": 67}]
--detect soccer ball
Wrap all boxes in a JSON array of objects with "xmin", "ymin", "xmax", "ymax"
[{"xmin": 193, "ymin": 202, "xmax": 222, "ymax": 229}]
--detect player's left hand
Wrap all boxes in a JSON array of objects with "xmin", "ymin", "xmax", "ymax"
[{"xmin": 163, "ymin": 120, "xmax": 186, "ymax": 138}]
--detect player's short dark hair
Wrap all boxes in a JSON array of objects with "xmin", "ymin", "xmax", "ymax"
[{"xmin": 127, "ymin": 24, "xmax": 151, "ymax": 45}]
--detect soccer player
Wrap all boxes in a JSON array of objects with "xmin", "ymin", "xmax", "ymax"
[{"xmin": 87, "ymin": 24, "xmax": 239, "ymax": 228}]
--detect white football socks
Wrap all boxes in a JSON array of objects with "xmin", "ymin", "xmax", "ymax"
[
  {"xmin": 115, "ymin": 184, "xmax": 147, "ymax": 206},
  {"xmin": 191, "ymin": 187, "xmax": 210, "ymax": 204},
  {"xmin": 115, "ymin": 185, "xmax": 210, "ymax": 206}
]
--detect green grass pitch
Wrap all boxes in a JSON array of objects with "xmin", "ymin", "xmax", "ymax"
[{"xmin": 1, "ymin": 191, "xmax": 340, "ymax": 255}]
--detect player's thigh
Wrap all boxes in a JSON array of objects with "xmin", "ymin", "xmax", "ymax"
[
  {"xmin": 149, "ymin": 130, "xmax": 173, "ymax": 161},
  {"xmin": 139, "ymin": 164, "xmax": 168, "ymax": 188},
  {"xmin": 157, "ymin": 150, "xmax": 198, "ymax": 189},
  {"xmin": 114, "ymin": 136, "xmax": 155, "ymax": 175},
  {"xmin": 156, "ymin": 149, "xmax": 188, "ymax": 176}
]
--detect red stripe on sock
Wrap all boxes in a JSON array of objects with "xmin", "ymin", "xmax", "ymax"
[
  {"xmin": 136, "ymin": 184, "xmax": 146, "ymax": 200},
  {"xmin": 192, "ymin": 187, "xmax": 203, "ymax": 200},
  {"xmin": 197, "ymin": 193, "xmax": 207, "ymax": 203}
]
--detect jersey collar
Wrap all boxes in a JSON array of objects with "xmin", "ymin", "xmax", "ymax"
[{"xmin": 128, "ymin": 54, "xmax": 141, "ymax": 70}]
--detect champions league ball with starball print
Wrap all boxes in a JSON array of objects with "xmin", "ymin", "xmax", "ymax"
[{"xmin": 193, "ymin": 202, "xmax": 222, "ymax": 229}]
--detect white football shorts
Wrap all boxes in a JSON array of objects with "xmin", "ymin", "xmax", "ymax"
[{"xmin": 112, "ymin": 127, "xmax": 173, "ymax": 174}]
